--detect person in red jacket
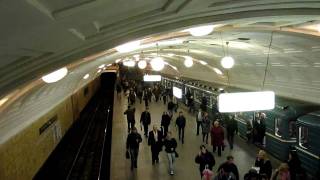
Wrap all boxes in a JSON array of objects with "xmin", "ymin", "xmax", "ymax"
[{"xmin": 210, "ymin": 121, "xmax": 224, "ymax": 156}]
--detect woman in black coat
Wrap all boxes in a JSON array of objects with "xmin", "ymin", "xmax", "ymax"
[
  {"xmin": 254, "ymin": 150, "xmax": 272, "ymax": 179},
  {"xmin": 195, "ymin": 145, "xmax": 215, "ymax": 178}
]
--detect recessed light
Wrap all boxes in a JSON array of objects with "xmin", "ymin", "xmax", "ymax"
[
  {"xmin": 115, "ymin": 40, "xmax": 141, "ymax": 53},
  {"xmin": 42, "ymin": 67, "xmax": 68, "ymax": 83}
]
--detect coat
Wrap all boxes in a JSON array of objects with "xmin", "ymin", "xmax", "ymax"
[
  {"xmin": 148, "ymin": 130, "xmax": 163, "ymax": 152},
  {"xmin": 163, "ymin": 138, "xmax": 177, "ymax": 153},
  {"xmin": 176, "ymin": 115, "xmax": 186, "ymax": 128},
  {"xmin": 161, "ymin": 114, "xmax": 171, "ymax": 127},
  {"xmin": 126, "ymin": 132, "xmax": 142, "ymax": 150},
  {"xmin": 201, "ymin": 117, "xmax": 211, "ymax": 134},
  {"xmin": 140, "ymin": 111, "xmax": 151, "ymax": 126},
  {"xmin": 211, "ymin": 126, "xmax": 224, "ymax": 146},
  {"xmin": 254, "ymin": 158, "xmax": 272, "ymax": 179},
  {"xmin": 124, "ymin": 108, "xmax": 135, "ymax": 123},
  {"xmin": 195, "ymin": 151, "xmax": 215, "ymax": 173}
]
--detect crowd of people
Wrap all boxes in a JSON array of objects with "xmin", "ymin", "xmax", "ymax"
[{"xmin": 120, "ymin": 78, "xmax": 306, "ymax": 180}]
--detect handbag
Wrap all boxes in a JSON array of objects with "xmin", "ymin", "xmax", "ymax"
[
  {"xmin": 174, "ymin": 151, "xmax": 179, "ymax": 158},
  {"xmin": 126, "ymin": 150, "xmax": 130, "ymax": 159}
]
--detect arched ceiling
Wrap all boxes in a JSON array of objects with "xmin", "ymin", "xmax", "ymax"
[{"xmin": 1, "ymin": 0, "xmax": 320, "ymax": 143}]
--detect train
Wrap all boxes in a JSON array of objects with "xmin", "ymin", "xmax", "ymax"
[{"xmin": 161, "ymin": 76, "xmax": 320, "ymax": 178}]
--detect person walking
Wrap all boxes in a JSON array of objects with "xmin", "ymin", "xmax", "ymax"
[
  {"xmin": 226, "ymin": 114, "xmax": 238, "ymax": 150},
  {"xmin": 176, "ymin": 111, "xmax": 186, "ymax": 144},
  {"xmin": 201, "ymin": 112, "xmax": 211, "ymax": 144},
  {"xmin": 140, "ymin": 107, "xmax": 151, "ymax": 137},
  {"xmin": 126, "ymin": 127, "xmax": 142, "ymax": 170},
  {"xmin": 124, "ymin": 105, "xmax": 136, "ymax": 132},
  {"xmin": 143, "ymin": 89, "xmax": 149, "ymax": 108},
  {"xmin": 254, "ymin": 150, "xmax": 272, "ymax": 179},
  {"xmin": 217, "ymin": 155, "xmax": 239, "ymax": 180},
  {"xmin": 196, "ymin": 109, "xmax": 203, "ymax": 136},
  {"xmin": 210, "ymin": 121, "xmax": 224, "ymax": 156},
  {"xmin": 271, "ymin": 163, "xmax": 290, "ymax": 180},
  {"xmin": 163, "ymin": 131, "xmax": 177, "ymax": 175},
  {"xmin": 195, "ymin": 145, "xmax": 215, "ymax": 178},
  {"xmin": 287, "ymin": 149, "xmax": 305, "ymax": 180},
  {"xmin": 148, "ymin": 125, "xmax": 163, "ymax": 164},
  {"xmin": 161, "ymin": 111, "xmax": 171, "ymax": 137}
]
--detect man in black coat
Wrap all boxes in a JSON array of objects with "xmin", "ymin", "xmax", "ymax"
[
  {"xmin": 226, "ymin": 115, "xmax": 238, "ymax": 150},
  {"xmin": 195, "ymin": 145, "xmax": 215, "ymax": 178},
  {"xmin": 176, "ymin": 111, "xmax": 186, "ymax": 144},
  {"xmin": 161, "ymin": 111, "xmax": 171, "ymax": 137},
  {"xmin": 148, "ymin": 125, "xmax": 163, "ymax": 164},
  {"xmin": 140, "ymin": 107, "xmax": 151, "ymax": 137},
  {"xmin": 218, "ymin": 155, "xmax": 239, "ymax": 180},
  {"xmin": 126, "ymin": 127, "xmax": 142, "ymax": 170},
  {"xmin": 124, "ymin": 105, "xmax": 135, "ymax": 132}
]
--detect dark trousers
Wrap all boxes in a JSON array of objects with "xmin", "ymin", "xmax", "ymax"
[
  {"xmin": 127, "ymin": 121, "xmax": 135, "ymax": 132},
  {"xmin": 196, "ymin": 121, "xmax": 202, "ymax": 135},
  {"xmin": 202, "ymin": 133, "xmax": 208, "ymax": 144},
  {"xmin": 129, "ymin": 148, "xmax": 139, "ymax": 169},
  {"xmin": 151, "ymin": 145, "xmax": 160, "ymax": 164},
  {"xmin": 143, "ymin": 125, "xmax": 148, "ymax": 137},
  {"xmin": 163, "ymin": 97, "xmax": 167, "ymax": 104},
  {"xmin": 163, "ymin": 125, "xmax": 169, "ymax": 137},
  {"xmin": 227, "ymin": 133, "xmax": 235, "ymax": 149},
  {"xmin": 178, "ymin": 127, "xmax": 185, "ymax": 143},
  {"xmin": 213, "ymin": 145, "xmax": 222, "ymax": 156},
  {"xmin": 144, "ymin": 99, "xmax": 148, "ymax": 107}
]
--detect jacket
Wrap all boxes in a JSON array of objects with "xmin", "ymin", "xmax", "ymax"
[
  {"xmin": 124, "ymin": 108, "xmax": 135, "ymax": 122},
  {"xmin": 226, "ymin": 118, "xmax": 238, "ymax": 135},
  {"xmin": 201, "ymin": 117, "xmax": 211, "ymax": 133},
  {"xmin": 254, "ymin": 158, "xmax": 272, "ymax": 179},
  {"xmin": 211, "ymin": 126, "xmax": 224, "ymax": 146},
  {"xmin": 161, "ymin": 114, "xmax": 171, "ymax": 127},
  {"xmin": 176, "ymin": 115, "xmax": 186, "ymax": 128},
  {"xmin": 195, "ymin": 151, "xmax": 215, "ymax": 173},
  {"xmin": 126, "ymin": 132, "xmax": 142, "ymax": 149},
  {"xmin": 163, "ymin": 138, "xmax": 177, "ymax": 153},
  {"xmin": 140, "ymin": 111, "xmax": 151, "ymax": 126}
]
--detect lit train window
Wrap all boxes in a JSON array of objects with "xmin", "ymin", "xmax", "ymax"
[
  {"xmin": 275, "ymin": 118, "xmax": 282, "ymax": 138},
  {"xmin": 289, "ymin": 121, "xmax": 297, "ymax": 139},
  {"xmin": 299, "ymin": 126, "xmax": 309, "ymax": 149}
]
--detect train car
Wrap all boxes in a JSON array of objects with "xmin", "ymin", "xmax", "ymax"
[
  {"xmin": 262, "ymin": 98, "xmax": 317, "ymax": 161},
  {"xmin": 296, "ymin": 111, "xmax": 320, "ymax": 178},
  {"xmin": 235, "ymin": 111, "xmax": 254, "ymax": 140}
]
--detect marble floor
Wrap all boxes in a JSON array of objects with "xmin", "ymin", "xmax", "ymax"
[{"xmin": 110, "ymin": 94, "xmax": 280, "ymax": 180}]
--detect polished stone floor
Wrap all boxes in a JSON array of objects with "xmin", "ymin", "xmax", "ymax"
[{"xmin": 110, "ymin": 94, "xmax": 280, "ymax": 180}]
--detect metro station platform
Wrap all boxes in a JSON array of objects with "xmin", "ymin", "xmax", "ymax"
[{"xmin": 110, "ymin": 94, "xmax": 280, "ymax": 180}]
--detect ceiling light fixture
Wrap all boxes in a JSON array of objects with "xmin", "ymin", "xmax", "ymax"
[
  {"xmin": 115, "ymin": 59, "xmax": 121, "ymax": 63},
  {"xmin": 317, "ymin": 24, "xmax": 320, "ymax": 32},
  {"xmin": 143, "ymin": 75, "xmax": 162, "ymax": 82},
  {"xmin": 123, "ymin": 60, "xmax": 136, "ymax": 67},
  {"xmin": 97, "ymin": 69, "xmax": 102, "ymax": 73},
  {"xmin": 168, "ymin": 53, "xmax": 175, "ymax": 57},
  {"xmin": 0, "ymin": 97, "xmax": 9, "ymax": 107},
  {"xmin": 199, "ymin": 60, "xmax": 207, "ymax": 65},
  {"xmin": 187, "ymin": 25, "xmax": 215, "ymax": 37},
  {"xmin": 42, "ymin": 67, "xmax": 68, "ymax": 83},
  {"xmin": 138, "ymin": 60, "xmax": 147, "ymax": 69},
  {"xmin": 83, "ymin": 74, "xmax": 90, "ymax": 79},
  {"xmin": 221, "ymin": 56, "xmax": 234, "ymax": 69},
  {"xmin": 184, "ymin": 56, "xmax": 193, "ymax": 67},
  {"xmin": 220, "ymin": 42, "xmax": 235, "ymax": 69},
  {"xmin": 115, "ymin": 40, "xmax": 141, "ymax": 53},
  {"xmin": 150, "ymin": 57, "xmax": 165, "ymax": 71}
]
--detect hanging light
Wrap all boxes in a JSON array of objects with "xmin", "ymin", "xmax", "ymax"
[
  {"xmin": 184, "ymin": 56, "xmax": 193, "ymax": 67},
  {"xmin": 221, "ymin": 56, "xmax": 235, "ymax": 69},
  {"xmin": 98, "ymin": 64, "xmax": 105, "ymax": 68},
  {"xmin": 42, "ymin": 67, "xmax": 68, "ymax": 83},
  {"xmin": 115, "ymin": 40, "xmax": 141, "ymax": 53},
  {"xmin": 150, "ymin": 57, "xmax": 165, "ymax": 71},
  {"xmin": 138, "ymin": 60, "xmax": 147, "ymax": 69},
  {"xmin": 187, "ymin": 25, "xmax": 215, "ymax": 37}
]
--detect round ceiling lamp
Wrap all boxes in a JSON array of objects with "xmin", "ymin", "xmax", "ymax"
[
  {"xmin": 138, "ymin": 60, "xmax": 147, "ymax": 69},
  {"xmin": 150, "ymin": 57, "xmax": 165, "ymax": 71},
  {"xmin": 184, "ymin": 56, "xmax": 193, "ymax": 67},
  {"xmin": 123, "ymin": 60, "xmax": 136, "ymax": 67},
  {"xmin": 220, "ymin": 56, "xmax": 235, "ymax": 69},
  {"xmin": 199, "ymin": 60, "xmax": 207, "ymax": 65},
  {"xmin": 188, "ymin": 25, "xmax": 215, "ymax": 37}
]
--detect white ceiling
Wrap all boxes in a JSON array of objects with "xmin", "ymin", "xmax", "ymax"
[{"xmin": 1, "ymin": 0, "xmax": 320, "ymax": 143}]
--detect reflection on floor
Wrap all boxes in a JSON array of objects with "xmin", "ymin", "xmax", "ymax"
[{"xmin": 110, "ymin": 95, "xmax": 280, "ymax": 180}]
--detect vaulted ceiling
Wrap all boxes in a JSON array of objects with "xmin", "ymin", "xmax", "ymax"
[{"xmin": 1, "ymin": 0, "xmax": 320, "ymax": 143}]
